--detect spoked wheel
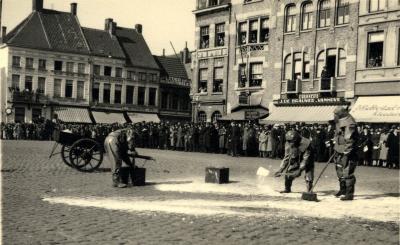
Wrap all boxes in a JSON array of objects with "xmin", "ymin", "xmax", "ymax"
[
  {"xmin": 69, "ymin": 138, "xmax": 103, "ymax": 172},
  {"xmin": 61, "ymin": 145, "xmax": 74, "ymax": 167}
]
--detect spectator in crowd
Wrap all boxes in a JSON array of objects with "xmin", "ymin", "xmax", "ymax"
[
  {"xmin": 387, "ymin": 126, "xmax": 399, "ymax": 169},
  {"xmin": 378, "ymin": 128, "xmax": 389, "ymax": 167}
]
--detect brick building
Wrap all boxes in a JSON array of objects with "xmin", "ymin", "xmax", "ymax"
[
  {"xmin": 192, "ymin": 0, "xmax": 400, "ymax": 124},
  {"xmin": 0, "ymin": 0, "xmax": 161, "ymax": 124}
]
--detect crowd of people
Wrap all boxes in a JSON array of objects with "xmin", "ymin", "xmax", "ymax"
[{"xmin": 1, "ymin": 120, "xmax": 399, "ymax": 169}]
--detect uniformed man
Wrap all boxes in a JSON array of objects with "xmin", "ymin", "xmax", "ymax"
[
  {"xmin": 274, "ymin": 130, "xmax": 315, "ymax": 193},
  {"xmin": 104, "ymin": 127, "xmax": 137, "ymax": 188},
  {"xmin": 332, "ymin": 107, "xmax": 359, "ymax": 201}
]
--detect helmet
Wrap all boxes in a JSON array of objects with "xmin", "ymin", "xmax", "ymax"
[{"xmin": 285, "ymin": 130, "xmax": 301, "ymax": 143}]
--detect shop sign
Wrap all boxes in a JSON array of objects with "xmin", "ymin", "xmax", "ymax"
[
  {"xmin": 197, "ymin": 48, "xmax": 228, "ymax": 59},
  {"xmin": 245, "ymin": 111, "xmax": 260, "ymax": 120},
  {"xmin": 275, "ymin": 97, "xmax": 346, "ymax": 105}
]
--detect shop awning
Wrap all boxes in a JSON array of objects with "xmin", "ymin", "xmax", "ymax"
[
  {"xmin": 262, "ymin": 104, "xmax": 338, "ymax": 124},
  {"xmin": 219, "ymin": 108, "xmax": 268, "ymax": 121},
  {"xmin": 53, "ymin": 107, "xmax": 92, "ymax": 123},
  {"xmin": 128, "ymin": 112, "xmax": 160, "ymax": 123},
  {"xmin": 350, "ymin": 96, "xmax": 400, "ymax": 123},
  {"xmin": 91, "ymin": 111, "xmax": 127, "ymax": 124}
]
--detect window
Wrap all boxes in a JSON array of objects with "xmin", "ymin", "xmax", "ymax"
[
  {"xmin": 249, "ymin": 63, "xmax": 262, "ymax": 87},
  {"xmin": 161, "ymin": 92, "xmax": 168, "ymax": 109},
  {"xmin": 152, "ymin": 74, "xmax": 158, "ymax": 82},
  {"xmin": 249, "ymin": 20, "xmax": 259, "ymax": 43},
  {"xmin": 200, "ymin": 26, "xmax": 209, "ymax": 49},
  {"xmin": 65, "ymin": 80, "xmax": 73, "ymax": 98},
  {"xmin": 336, "ymin": 0, "xmax": 349, "ymax": 25},
  {"xmin": 213, "ymin": 67, "xmax": 223, "ymax": 92},
  {"xmin": 284, "ymin": 54, "xmax": 292, "ymax": 80},
  {"xmin": 77, "ymin": 81, "xmax": 84, "ymax": 99},
  {"xmin": 302, "ymin": 2, "xmax": 313, "ymax": 30},
  {"xmin": 293, "ymin": 53, "xmax": 302, "ymax": 80},
  {"xmin": 103, "ymin": 84, "xmax": 111, "ymax": 103},
  {"xmin": 284, "ymin": 52, "xmax": 310, "ymax": 80},
  {"xmin": 25, "ymin": 76, "xmax": 33, "ymax": 91},
  {"xmin": 127, "ymin": 71, "xmax": 135, "ymax": 80},
  {"xmin": 285, "ymin": 5, "xmax": 296, "ymax": 32},
  {"xmin": 114, "ymin": 85, "xmax": 122, "ymax": 104},
  {"xmin": 181, "ymin": 96, "xmax": 189, "ymax": 111},
  {"xmin": 39, "ymin": 59, "xmax": 46, "ymax": 70},
  {"xmin": 369, "ymin": 0, "xmax": 385, "ymax": 12},
  {"xmin": 198, "ymin": 68, "xmax": 208, "ymax": 93},
  {"xmin": 238, "ymin": 64, "xmax": 247, "ymax": 88},
  {"xmin": 38, "ymin": 77, "xmax": 46, "ymax": 94},
  {"xmin": 12, "ymin": 56, "xmax": 21, "ymax": 67},
  {"xmin": 54, "ymin": 61, "xmax": 63, "ymax": 71},
  {"xmin": 318, "ymin": 0, "xmax": 331, "ymax": 28},
  {"xmin": 93, "ymin": 65, "xmax": 101, "ymax": 75},
  {"xmin": 116, "ymin": 67, "xmax": 122, "ymax": 78},
  {"xmin": 12, "ymin": 74, "xmax": 20, "ymax": 89},
  {"xmin": 32, "ymin": 108, "xmax": 42, "ymax": 121},
  {"xmin": 260, "ymin": 18, "xmax": 269, "ymax": 42},
  {"xmin": 78, "ymin": 63, "xmax": 85, "ymax": 74},
  {"xmin": 211, "ymin": 111, "xmax": 222, "ymax": 122},
  {"xmin": 198, "ymin": 0, "xmax": 207, "ymax": 9},
  {"xmin": 126, "ymin": 86, "xmax": 134, "ymax": 104},
  {"xmin": 139, "ymin": 72, "xmax": 146, "ymax": 81},
  {"xmin": 303, "ymin": 53, "xmax": 310, "ymax": 79},
  {"xmin": 338, "ymin": 49, "xmax": 346, "ymax": 76},
  {"xmin": 66, "ymin": 62, "xmax": 74, "ymax": 73},
  {"xmin": 367, "ymin": 32, "xmax": 384, "ymax": 68},
  {"xmin": 54, "ymin": 79, "xmax": 62, "ymax": 98},
  {"xmin": 198, "ymin": 111, "xmax": 207, "ymax": 123},
  {"xmin": 104, "ymin": 66, "xmax": 112, "ymax": 76},
  {"xmin": 14, "ymin": 107, "xmax": 25, "ymax": 123},
  {"xmin": 238, "ymin": 22, "xmax": 247, "ymax": 45},
  {"xmin": 149, "ymin": 88, "xmax": 157, "ymax": 106},
  {"xmin": 171, "ymin": 94, "xmax": 179, "ymax": 110},
  {"xmin": 215, "ymin": 23, "xmax": 225, "ymax": 47},
  {"xmin": 92, "ymin": 83, "xmax": 99, "ymax": 102},
  {"xmin": 138, "ymin": 87, "xmax": 145, "ymax": 105},
  {"xmin": 316, "ymin": 48, "xmax": 346, "ymax": 77},
  {"xmin": 25, "ymin": 58, "xmax": 34, "ymax": 69}
]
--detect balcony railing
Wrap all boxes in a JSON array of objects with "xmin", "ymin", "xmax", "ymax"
[
  {"xmin": 319, "ymin": 77, "xmax": 336, "ymax": 92},
  {"xmin": 197, "ymin": 0, "xmax": 230, "ymax": 9},
  {"xmin": 52, "ymin": 70, "xmax": 89, "ymax": 78},
  {"xmin": 10, "ymin": 90, "xmax": 49, "ymax": 104}
]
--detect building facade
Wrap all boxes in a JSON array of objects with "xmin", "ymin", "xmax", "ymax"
[{"xmin": 0, "ymin": 0, "xmax": 161, "ymax": 124}]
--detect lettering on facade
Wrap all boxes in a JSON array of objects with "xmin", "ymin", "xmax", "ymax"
[
  {"xmin": 352, "ymin": 104, "xmax": 400, "ymax": 117},
  {"xmin": 275, "ymin": 97, "xmax": 346, "ymax": 105},
  {"xmin": 197, "ymin": 48, "xmax": 228, "ymax": 59},
  {"xmin": 245, "ymin": 111, "xmax": 260, "ymax": 120}
]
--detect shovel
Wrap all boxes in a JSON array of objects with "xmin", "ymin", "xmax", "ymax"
[{"xmin": 301, "ymin": 152, "xmax": 337, "ymax": 201}]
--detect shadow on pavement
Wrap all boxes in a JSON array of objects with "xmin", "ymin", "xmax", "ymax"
[{"xmin": 146, "ymin": 180, "xmax": 193, "ymax": 185}]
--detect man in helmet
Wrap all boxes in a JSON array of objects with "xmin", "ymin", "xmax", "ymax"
[
  {"xmin": 104, "ymin": 127, "xmax": 137, "ymax": 188},
  {"xmin": 332, "ymin": 106, "xmax": 359, "ymax": 201},
  {"xmin": 274, "ymin": 130, "xmax": 315, "ymax": 193}
]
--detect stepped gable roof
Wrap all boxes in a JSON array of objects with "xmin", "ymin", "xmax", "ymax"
[
  {"xmin": 154, "ymin": 55, "xmax": 189, "ymax": 79},
  {"xmin": 115, "ymin": 27, "xmax": 159, "ymax": 70},
  {"xmin": 5, "ymin": 9, "xmax": 90, "ymax": 54},
  {"xmin": 82, "ymin": 27, "xmax": 125, "ymax": 59}
]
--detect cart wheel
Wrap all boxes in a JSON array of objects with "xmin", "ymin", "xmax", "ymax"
[
  {"xmin": 69, "ymin": 138, "xmax": 103, "ymax": 172},
  {"xmin": 61, "ymin": 145, "xmax": 73, "ymax": 167}
]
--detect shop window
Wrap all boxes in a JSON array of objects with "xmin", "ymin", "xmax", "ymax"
[
  {"xmin": 116, "ymin": 67, "xmax": 122, "ymax": 78},
  {"xmin": 25, "ymin": 58, "xmax": 34, "ymax": 69},
  {"xmin": 38, "ymin": 77, "xmax": 46, "ymax": 94},
  {"xmin": 318, "ymin": 0, "xmax": 331, "ymax": 28},
  {"xmin": 238, "ymin": 22, "xmax": 248, "ymax": 45},
  {"xmin": 14, "ymin": 107, "xmax": 25, "ymax": 123},
  {"xmin": 215, "ymin": 23, "xmax": 225, "ymax": 47},
  {"xmin": 367, "ymin": 32, "xmax": 384, "ymax": 68},
  {"xmin": 149, "ymin": 88, "xmax": 157, "ymax": 106},
  {"xmin": 126, "ymin": 86, "xmax": 134, "ymax": 104},
  {"xmin": 12, "ymin": 74, "xmax": 20, "ymax": 90},
  {"xmin": 54, "ymin": 61, "xmax": 63, "ymax": 71},
  {"xmin": 65, "ymin": 80, "xmax": 73, "ymax": 98},
  {"xmin": 213, "ymin": 67, "xmax": 223, "ymax": 92},
  {"xmin": 114, "ymin": 85, "xmax": 122, "ymax": 104},
  {"xmin": 12, "ymin": 56, "xmax": 21, "ymax": 67},
  {"xmin": 200, "ymin": 26, "xmax": 210, "ymax": 49},
  {"xmin": 93, "ymin": 65, "xmax": 101, "ymax": 75},
  {"xmin": 211, "ymin": 111, "xmax": 222, "ymax": 122},
  {"xmin": 78, "ymin": 63, "xmax": 85, "ymax": 74},
  {"xmin": 249, "ymin": 63, "xmax": 262, "ymax": 87},
  {"xmin": 260, "ymin": 18, "xmax": 269, "ymax": 42},
  {"xmin": 92, "ymin": 83, "xmax": 99, "ymax": 102},
  {"xmin": 249, "ymin": 20, "xmax": 259, "ymax": 43},
  {"xmin": 103, "ymin": 84, "xmax": 111, "ymax": 103},
  {"xmin": 66, "ymin": 62, "xmax": 74, "ymax": 73},
  {"xmin": 32, "ymin": 108, "xmax": 42, "ymax": 121},
  {"xmin": 54, "ymin": 79, "xmax": 62, "ymax": 98},
  {"xmin": 198, "ymin": 68, "xmax": 208, "ymax": 93},
  {"xmin": 198, "ymin": 111, "xmax": 207, "ymax": 123},
  {"xmin": 285, "ymin": 4, "xmax": 296, "ymax": 32},
  {"xmin": 171, "ymin": 94, "xmax": 179, "ymax": 110},
  {"xmin": 238, "ymin": 64, "xmax": 247, "ymax": 88},
  {"xmin": 104, "ymin": 66, "xmax": 112, "ymax": 76},
  {"xmin": 138, "ymin": 87, "xmax": 145, "ymax": 105},
  {"xmin": 161, "ymin": 92, "xmax": 168, "ymax": 109},
  {"xmin": 302, "ymin": 2, "xmax": 313, "ymax": 30},
  {"xmin": 369, "ymin": 0, "xmax": 385, "ymax": 12},
  {"xmin": 25, "ymin": 76, "xmax": 33, "ymax": 91},
  {"xmin": 181, "ymin": 96, "xmax": 189, "ymax": 111},
  {"xmin": 336, "ymin": 0, "xmax": 349, "ymax": 25},
  {"xmin": 39, "ymin": 59, "xmax": 46, "ymax": 70},
  {"xmin": 77, "ymin": 81, "xmax": 84, "ymax": 99}
]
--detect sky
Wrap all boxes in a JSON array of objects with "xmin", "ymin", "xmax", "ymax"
[{"xmin": 1, "ymin": 0, "xmax": 196, "ymax": 55}]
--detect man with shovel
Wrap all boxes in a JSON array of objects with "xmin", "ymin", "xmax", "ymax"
[{"xmin": 274, "ymin": 130, "xmax": 315, "ymax": 193}]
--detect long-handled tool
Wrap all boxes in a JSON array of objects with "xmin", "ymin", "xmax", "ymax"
[{"xmin": 301, "ymin": 152, "xmax": 337, "ymax": 201}]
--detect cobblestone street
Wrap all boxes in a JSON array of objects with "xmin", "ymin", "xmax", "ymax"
[{"xmin": 1, "ymin": 140, "xmax": 399, "ymax": 245}]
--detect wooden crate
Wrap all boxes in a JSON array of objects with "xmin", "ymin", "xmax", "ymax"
[{"xmin": 205, "ymin": 167, "xmax": 229, "ymax": 184}]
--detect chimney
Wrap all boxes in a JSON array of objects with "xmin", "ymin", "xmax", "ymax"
[
  {"xmin": 162, "ymin": 49, "xmax": 165, "ymax": 57},
  {"xmin": 109, "ymin": 21, "xmax": 116, "ymax": 36},
  {"xmin": 0, "ymin": 26, "xmax": 6, "ymax": 44},
  {"xmin": 135, "ymin": 24, "xmax": 142, "ymax": 34},
  {"xmin": 70, "ymin": 3, "xmax": 77, "ymax": 16},
  {"xmin": 104, "ymin": 18, "xmax": 113, "ymax": 31},
  {"xmin": 182, "ymin": 41, "xmax": 190, "ymax": 64},
  {"xmin": 32, "ymin": 0, "xmax": 43, "ymax": 12}
]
